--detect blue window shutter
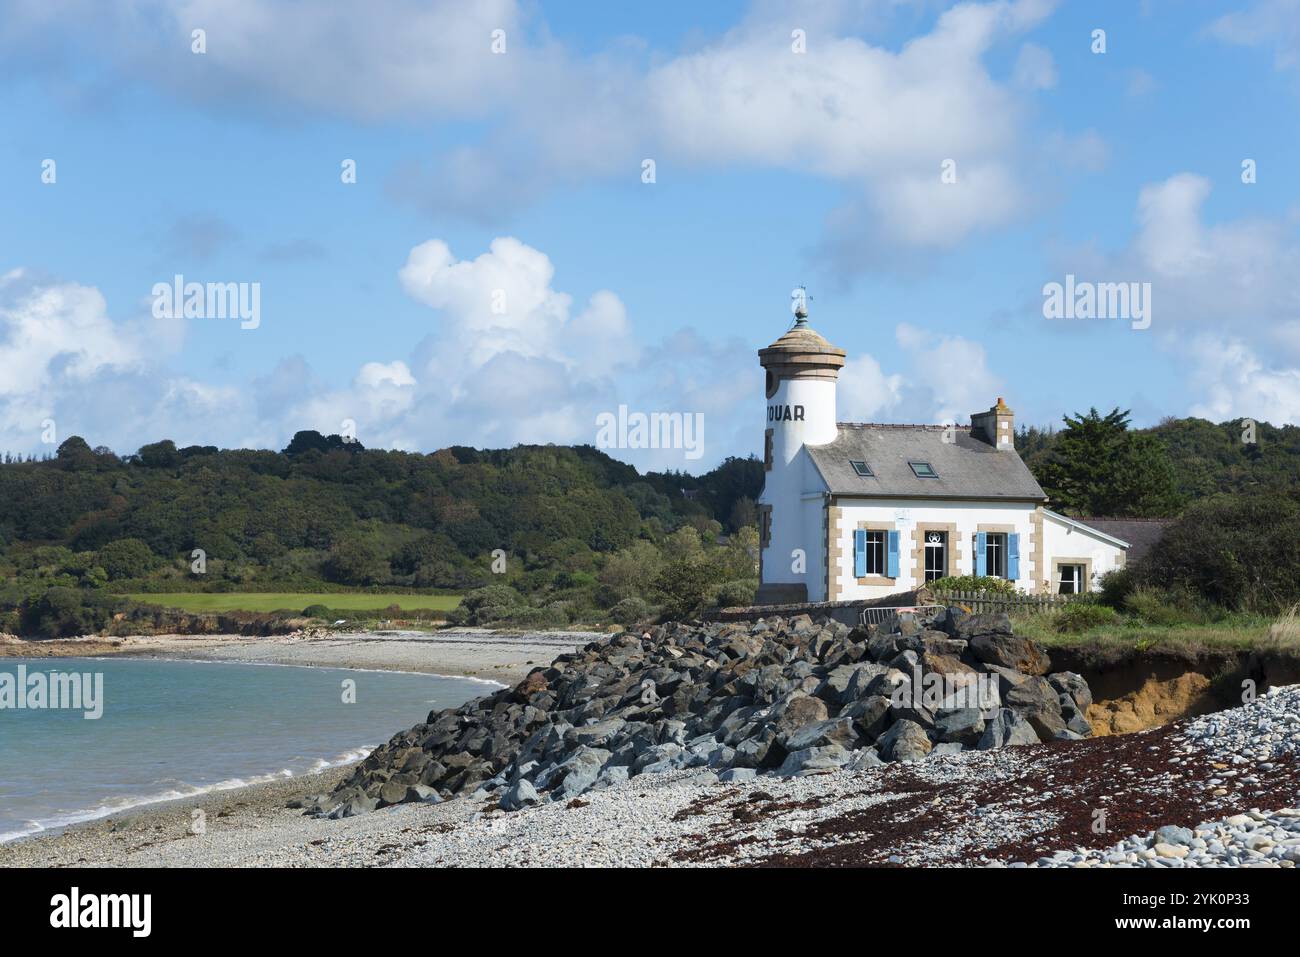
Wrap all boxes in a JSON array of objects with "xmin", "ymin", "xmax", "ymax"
[
  {"xmin": 886, "ymin": 530, "xmax": 899, "ymax": 578},
  {"xmin": 854, "ymin": 529, "xmax": 867, "ymax": 578},
  {"xmin": 975, "ymin": 531, "xmax": 987, "ymax": 576},
  {"xmin": 1008, "ymin": 533, "xmax": 1021, "ymax": 580}
]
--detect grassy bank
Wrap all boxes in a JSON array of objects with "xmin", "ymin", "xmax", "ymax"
[
  {"xmin": 121, "ymin": 592, "xmax": 462, "ymax": 614},
  {"xmin": 1010, "ymin": 606, "xmax": 1299, "ymax": 659}
]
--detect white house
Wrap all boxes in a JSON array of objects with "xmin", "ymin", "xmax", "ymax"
[{"xmin": 754, "ymin": 308, "xmax": 1129, "ymax": 604}]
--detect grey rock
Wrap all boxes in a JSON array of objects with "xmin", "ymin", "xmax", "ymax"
[
  {"xmin": 977, "ymin": 708, "xmax": 1039, "ymax": 749},
  {"xmin": 878, "ymin": 719, "xmax": 933, "ymax": 762},
  {"xmin": 733, "ymin": 732, "xmax": 774, "ymax": 768},
  {"xmin": 840, "ymin": 694, "xmax": 893, "ymax": 740},
  {"xmin": 718, "ymin": 767, "xmax": 757, "ymax": 783},
  {"xmin": 782, "ymin": 716, "xmax": 860, "ymax": 751},
  {"xmin": 846, "ymin": 748, "xmax": 884, "ymax": 770},
  {"xmin": 1004, "ymin": 675, "xmax": 1063, "ymax": 714},
  {"xmin": 978, "ymin": 663, "xmax": 1031, "ymax": 696},
  {"xmin": 593, "ymin": 765, "xmax": 630, "ymax": 789},
  {"xmin": 771, "ymin": 693, "xmax": 829, "ymax": 736},
  {"xmin": 327, "ymin": 795, "xmax": 378, "ymax": 819},
  {"xmin": 969, "ymin": 632, "xmax": 1050, "ymax": 676},
  {"xmin": 376, "ymin": 780, "xmax": 409, "ymax": 808},
  {"xmin": 500, "ymin": 779, "xmax": 540, "ymax": 811},
  {"xmin": 1064, "ymin": 708, "xmax": 1093, "ymax": 737},
  {"xmin": 1156, "ymin": 825, "xmax": 1196, "ymax": 847},
  {"xmin": 776, "ymin": 744, "xmax": 851, "ymax": 776},
  {"xmin": 565, "ymin": 717, "xmax": 627, "ymax": 748},
  {"xmin": 867, "ymin": 631, "xmax": 901, "ymax": 662},
  {"xmin": 1048, "ymin": 671, "xmax": 1093, "ymax": 711},
  {"xmin": 919, "ymin": 631, "xmax": 968, "ymax": 657},
  {"xmin": 934, "ymin": 707, "xmax": 986, "ymax": 744},
  {"xmin": 953, "ymin": 612, "xmax": 1012, "ymax": 640},
  {"xmin": 405, "ymin": 784, "xmax": 441, "ymax": 804},
  {"xmin": 551, "ymin": 746, "xmax": 611, "ymax": 799}
]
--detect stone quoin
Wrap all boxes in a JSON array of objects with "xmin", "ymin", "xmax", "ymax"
[{"xmin": 755, "ymin": 301, "xmax": 1129, "ymax": 604}]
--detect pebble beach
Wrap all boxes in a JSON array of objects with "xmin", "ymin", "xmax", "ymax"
[{"xmin": 4, "ymin": 631, "xmax": 1299, "ymax": 868}]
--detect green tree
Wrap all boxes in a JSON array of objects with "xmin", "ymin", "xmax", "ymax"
[
  {"xmin": 1037, "ymin": 408, "xmax": 1182, "ymax": 516},
  {"xmin": 96, "ymin": 538, "xmax": 157, "ymax": 581},
  {"xmin": 728, "ymin": 495, "xmax": 758, "ymax": 533},
  {"xmin": 1140, "ymin": 493, "xmax": 1300, "ymax": 613},
  {"xmin": 653, "ymin": 556, "xmax": 727, "ymax": 621},
  {"xmin": 137, "ymin": 440, "xmax": 181, "ymax": 469},
  {"xmin": 597, "ymin": 540, "xmax": 663, "ymax": 605},
  {"xmin": 321, "ymin": 539, "xmax": 384, "ymax": 585},
  {"xmin": 55, "ymin": 436, "xmax": 98, "ymax": 471}
]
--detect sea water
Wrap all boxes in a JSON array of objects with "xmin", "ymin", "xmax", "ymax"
[{"xmin": 0, "ymin": 656, "xmax": 494, "ymax": 842}]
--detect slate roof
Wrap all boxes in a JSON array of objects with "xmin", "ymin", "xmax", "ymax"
[
  {"xmin": 806, "ymin": 423, "xmax": 1048, "ymax": 501},
  {"xmin": 1071, "ymin": 517, "xmax": 1172, "ymax": 563}
]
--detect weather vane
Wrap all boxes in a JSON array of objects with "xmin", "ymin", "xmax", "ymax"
[{"xmin": 791, "ymin": 285, "xmax": 812, "ymax": 324}]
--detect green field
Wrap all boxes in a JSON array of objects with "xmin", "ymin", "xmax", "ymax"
[{"xmin": 122, "ymin": 592, "xmax": 463, "ymax": 614}]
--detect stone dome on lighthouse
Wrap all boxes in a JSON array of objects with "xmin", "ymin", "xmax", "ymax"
[{"xmin": 757, "ymin": 305, "xmax": 847, "ymax": 397}]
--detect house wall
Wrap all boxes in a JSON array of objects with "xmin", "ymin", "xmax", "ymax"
[
  {"xmin": 829, "ymin": 498, "xmax": 1043, "ymax": 600},
  {"xmin": 1039, "ymin": 512, "xmax": 1127, "ymax": 593}
]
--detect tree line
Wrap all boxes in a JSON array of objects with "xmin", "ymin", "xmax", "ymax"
[{"xmin": 2, "ymin": 410, "xmax": 1299, "ymax": 637}]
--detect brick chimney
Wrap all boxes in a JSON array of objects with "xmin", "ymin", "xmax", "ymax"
[{"xmin": 970, "ymin": 397, "xmax": 1015, "ymax": 450}]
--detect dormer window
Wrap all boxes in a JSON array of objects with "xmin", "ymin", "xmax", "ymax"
[
  {"xmin": 909, "ymin": 461, "xmax": 938, "ymax": 478},
  {"xmin": 849, "ymin": 460, "xmax": 873, "ymax": 477}
]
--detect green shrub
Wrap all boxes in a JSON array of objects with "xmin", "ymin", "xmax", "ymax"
[
  {"xmin": 653, "ymin": 556, "xmax": 728, "ymax": 622},
  {"xmin": 301, "ymin": 604, "xmax": 331, "ymax": 618},
  {"xmin": 1097, "ymin": 566, "xmax": 1136, "ymax": 610},
  {"xmin": 610, "ymin": 596, "xmax": 650, "ymax": 626},
  {"xmin": 714, "ymin": 578, "xmax": 758, "ymax": 608},
  {"xmin": 321, "ymin": 539, "xmax": 384, "ymax": 586},
  {"xmin": 1053, "ymin": 602, "xmax": 1120, "ymax": 633},
  {"xmin": 928, "ymin": 575, "xmax": 1018, "ymax": 596},
  {"xmin": 1123, "ymin": 585, "xmax": 1226, "ymax": 626},
  {"xmin": 1140, "ymin": 493, "xmax": 1300, "ymax": 614},
  {"xmin": 96, "ymin": 538, "xmax": 157, "ymax": 581}
]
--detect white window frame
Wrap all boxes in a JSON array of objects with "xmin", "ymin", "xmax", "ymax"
[{"xmin": 923, "ymin": 530, "xmax": 947, "ymax": 583}]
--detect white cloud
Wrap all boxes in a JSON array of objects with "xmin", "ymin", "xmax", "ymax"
[
  {"xmin": 1058, "ymin": 172, "xmax": 1300, "ymax": 425},
  {"xmin": 1206, "ymin": 0, "xmax": 1300, "ymax": 74},
  {"xmin": 0, "ymin": 270, "xmax": 148, "ymax": 397},
  {"xmin": 1186, "ymin": 334, "xmax": 1300, "ymax": 424},
  {"xmin": 894, "ymin": 322, "xmax": 1003, "ymax": 422},
  {"xmin": 837, "ymin": 353, "xmax": 905, "ymax": 422},
  {"xmin": 1127, "ymin": 174, "xmax": 1300, "ymax": 357},
  {"xmin": 1, "ymin": 236, "xmax": 1016, "ymax": 467},
  {"xmin": 5, "ymin": 0, "xmax": 1069, "ymax": 267},
  {"xmin": 1, "ymin": 0, "xmax": 532, "ymax": 121},
  {"xmin": 1013, "ymin": 41, "xmax": 1057, "ymax": 90}
]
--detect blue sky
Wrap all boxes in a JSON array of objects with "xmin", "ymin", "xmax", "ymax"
[{"xmin": 2, "ymin": 0, "xmax": 1299, "ymax": 470}]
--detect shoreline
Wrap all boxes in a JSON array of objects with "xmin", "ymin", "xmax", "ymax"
[
  {"xmin": 0, "ymin": 627, "xmax": 602, "ymax": 683},
  {"xmin": 0, "ymin": 627, "xmax": 598, "ymax": 860},
  {"xmin": 3, "ymin": 638, "xmax": 1297, "ymax": 867}
]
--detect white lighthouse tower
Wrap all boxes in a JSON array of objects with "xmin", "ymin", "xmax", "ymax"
[{"xmin": 755, "ymin": 292, "xmax": 845, "ymax": 604}]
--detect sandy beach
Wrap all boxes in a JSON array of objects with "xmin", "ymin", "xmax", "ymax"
[
  {"xmin": 0, "ymin": 627, "xmax": 600, "ymax": 865},
  {"xmin": 0, "ymin": 627, "xmax": 602, "ymax": 684}
]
